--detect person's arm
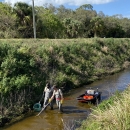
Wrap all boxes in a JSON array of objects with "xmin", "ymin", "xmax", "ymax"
[
  {"xmin": 49, "ymin": 90, "xmax": 55, "ymax": 102},
  {"xmin": 44, "ymin": 86, "xmax": 47, "ymax": 92}
]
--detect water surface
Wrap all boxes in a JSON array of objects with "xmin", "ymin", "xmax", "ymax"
[{"xmin": 3, "ymin": 69, "xmax": 130, "ymax": 130}]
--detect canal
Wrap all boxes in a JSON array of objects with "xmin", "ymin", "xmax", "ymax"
[{"xmin": 2, "ymin": 68, "xmax": 130, "ymax": 130}]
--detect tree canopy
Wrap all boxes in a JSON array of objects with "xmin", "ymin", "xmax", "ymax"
[{"xmin": 0, "ymin": 2, "xmax": 130, "ymax": 38}]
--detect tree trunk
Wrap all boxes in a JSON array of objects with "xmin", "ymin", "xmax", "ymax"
[{"xmin": 94, "ymin": 31, "xmax": 97, "ymax": 37}]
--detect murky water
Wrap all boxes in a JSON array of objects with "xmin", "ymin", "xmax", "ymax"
[{"xmin": 2, "ymin": 68, "xmax": 130, "ymax": 130}]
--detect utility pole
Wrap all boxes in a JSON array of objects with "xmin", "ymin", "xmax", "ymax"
[{"xmin": 32, "ymin": 0, "xmax": 36, "ymax": 39}]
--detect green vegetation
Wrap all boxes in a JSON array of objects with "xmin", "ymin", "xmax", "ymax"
[
  {"xmin": 78, "ymin": 84, "xmax": 130, "ymax": 130},
  {"xmin": 1, "ymin": 1, "xmax": 130, "ymax": 128},
  {"xmin": 0, "ymin": 2, "xmax": 130, "ymax": 38},
  {"xmin": 0, "ymin": 38, "xmax": 130, "ymax": 127}
]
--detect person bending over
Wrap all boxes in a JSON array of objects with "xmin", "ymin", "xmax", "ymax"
[{"xmin": 49, "ymin": 85, "xmax": 64, "ymax": 112}]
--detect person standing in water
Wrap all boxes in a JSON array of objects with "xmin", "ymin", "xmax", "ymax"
[
  {"xmin": 49, "ymin": 85, "xmax": 64, "ymax": 112},
  {"xmin": 43, "ymin": 82, "xmax": 54, "ymax": 110}
]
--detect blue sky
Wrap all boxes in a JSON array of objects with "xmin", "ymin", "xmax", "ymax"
[{"xmin": 0, "ymin": 0, "xmax": 130, "ymax": 18}]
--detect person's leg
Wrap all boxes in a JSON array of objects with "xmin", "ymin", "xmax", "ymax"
[
  {"xmin": 43, "ymin": 98, "xmax": 48, "ymax": 108},
  {"xmin": 50, "ymin": 99, "xmax": 53, "ymax": 110},
  {"xmin": 56, "ymin": 100, "xmax": 63, "ymax": 112},
  {"xmin": 56, "ymin": 100, "xmax": 58, "ymax": 106}
]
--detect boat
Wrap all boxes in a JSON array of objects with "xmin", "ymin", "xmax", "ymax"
[{"xmin": 76, "ymin": 88, "xmax": 102, "ymax": 104}]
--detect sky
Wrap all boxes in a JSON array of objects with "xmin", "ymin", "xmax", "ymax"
[{"xmin": 0, "ymin": 0, "xmax": 130, "ymax": 18}]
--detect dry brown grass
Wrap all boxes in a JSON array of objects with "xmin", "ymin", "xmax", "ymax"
[{"xmin": 101, "ymin": 46, "xmax": 108, "ymax": 53}]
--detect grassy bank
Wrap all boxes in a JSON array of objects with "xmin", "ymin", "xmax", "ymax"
[
  {"xmin": 0, "ymin": 38, "xmax": 130, "ymax": 127},
  {"xmin": 78, "ymin": 83, "xmax": 130, "ymax": 130}
]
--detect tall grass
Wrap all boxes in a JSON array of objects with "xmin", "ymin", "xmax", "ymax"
[{"xmin": 78, "ymin": 84, "xmax": 130, "ymax": 130}]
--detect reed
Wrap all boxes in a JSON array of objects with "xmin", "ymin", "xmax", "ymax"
[{"xmin": 61, "ymin": 118, "xmax": 82, "ymax": 130}]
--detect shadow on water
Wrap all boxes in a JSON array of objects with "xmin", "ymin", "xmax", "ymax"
[
  {"xmin": 62, "ymin": 105, "xmax": 91, "ymax": 114},
  {"xmin": 2, "ymin": 68, "xmax": 130, "ymax": 130}
]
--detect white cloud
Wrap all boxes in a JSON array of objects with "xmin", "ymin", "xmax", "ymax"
[{"xmin": 4, "ymin": 0, "xmax": 115, "ymax": 6}]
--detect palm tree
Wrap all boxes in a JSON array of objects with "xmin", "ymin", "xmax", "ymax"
[
  {"xmin": 90, "ymin": 17, "xmax": 104, "ymax": 37},
  {"xmin": 63, "ymin": 18, "xmax": 82, "ymax": 38},
  {"xmin": 13, "ymin": 2, "xmax": 33, "ymax": 38}
]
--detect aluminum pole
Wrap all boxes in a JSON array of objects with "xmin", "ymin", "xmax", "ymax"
[{"xmin": 32, "ymin": 0, "xmax": 36, "ymax": 39}]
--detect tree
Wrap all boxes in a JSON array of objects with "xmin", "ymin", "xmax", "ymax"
[
  {"xmin": 56, "ymin": 5, "xmax": 72, "ymax": 20},
  {"xmin": 90, "ymin": 17, "xmax": 104, "ymax": 37},
  {"xmin": 97, "ymin": 11, "xmax": 105, "ymax": 18},
  {"xmin": 0, "ymin": 2, "xmax": 17, "ymax": 38},
  {"xmin": 13, "ymin": 2, "xmax": 33, "ymax": 38},
  {"xmin": 74, "ymin": 6, "xmax": 97, "ymax": 37},
  {"xmin": 36, "ymin": 7, "xmax": 64, "ymax": 38},
  {"xmin": 120, "ymin": 17, "xmax": 130, "ymax": 38},
  {"xmin": 63, "ymin": 18, "xmax": 82, "ymax": 38},
  {"xmin": 78, "ymin": 4, "xmax": 93, "ymax": 10},
  {"xmin": 43, "ymin": 3, "xmax": 57, "ymax": 14},
  {"xmin": 103, "ymin": 16, "xmax": 125, "ymax": 38}
]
